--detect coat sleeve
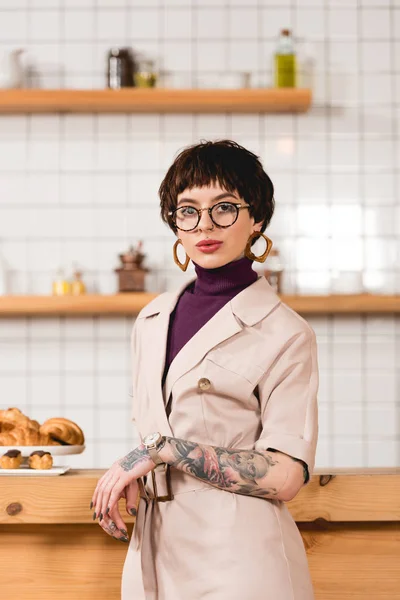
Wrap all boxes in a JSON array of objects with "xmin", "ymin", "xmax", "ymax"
[{"xmin": 254, "ymin": 327, "xmax": 319, "ymax": 485}]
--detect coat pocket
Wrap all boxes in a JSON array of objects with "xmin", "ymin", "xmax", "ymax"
[
  {"xmin": 202, "ymin": 349, "xmax": 264, "ymax": 407},
  {"xmin": 205, "ymin": 347, "xmax": 265, "ymax": 386}
]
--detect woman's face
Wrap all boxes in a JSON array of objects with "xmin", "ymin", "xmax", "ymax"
[{"xmin": 175, "ymin": 184, "xmax": 262, "ymax": 269}]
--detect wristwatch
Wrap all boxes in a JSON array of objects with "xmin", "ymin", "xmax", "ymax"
[{"xmin": 143, "ymin": 432, "xmax": 165, "ymax": 466}]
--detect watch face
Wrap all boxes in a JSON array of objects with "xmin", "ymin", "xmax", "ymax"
[{"xmin": 145, "ymin": 432, "xmax": 160, "ymax": 445}]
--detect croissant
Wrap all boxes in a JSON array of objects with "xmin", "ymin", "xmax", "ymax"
[
  {"xmin": 0, "ymin": 408, "xmax": 32, "ymax": 428},
  {"xmin": 0, "ymin": 421, "xmax": 15, "ymax": 434},
  {"xmin": 0, "ymin": 425, "xmax": 59, "ymax": 446},
  {"xmin": 39, "ymin": 418, "xmax": 85, "ymax": 446},
  {"xmin": 29, "ymin": 419, "xmax": 41, "ymax": 431}
]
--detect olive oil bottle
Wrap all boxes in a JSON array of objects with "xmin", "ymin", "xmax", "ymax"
[{"xmin": 274, "ymin": 29, "xmax": 296, "ymax": 88}]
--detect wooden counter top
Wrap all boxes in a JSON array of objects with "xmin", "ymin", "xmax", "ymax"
[{"xmin": 1, "ymin": 468, "xmax": 398, "ymax": 525}]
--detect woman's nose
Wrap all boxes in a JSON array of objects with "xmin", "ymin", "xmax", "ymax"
[{"xmin": 197, "ymin": 208, "xmax": 214, "ymax": 230}]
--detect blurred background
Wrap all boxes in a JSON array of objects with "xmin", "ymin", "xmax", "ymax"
[{"xmin": 0, "ymin": 0, "xmax": 398, "ymax": 470}]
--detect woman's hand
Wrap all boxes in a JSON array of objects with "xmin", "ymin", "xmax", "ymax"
[
  {"xmin": 94, "ymin": 481, "xmax": 138, "ymax": 543},
  {"xmin": 90, "ymin": 444, "xmax": 155, "ymax": 540}
]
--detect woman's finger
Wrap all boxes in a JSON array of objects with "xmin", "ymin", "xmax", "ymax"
[
  {"xmin": 98, "ymin": 516, "xmax": 129, "ymax": 543},
  {"xmin": 102, "ymin": 475, "xmax": 127, "ymax": 518},
  {"xmin": 93, "ymin": 469, "xmax": 117, "ymax": 519},
  {"xmin": 91, "ymin": 468, "xmax": 116, "ymax": 514},
  {"xmin": 125, "ymin": 479, "xmax": 140, "ymax": 518},
  {"xmin": 107, "ymin": 502, "xmax": 129, "ymax": 538},
  {"xmin": 96, "ymin": 469, "xmax": 124, "ymax": 521}
]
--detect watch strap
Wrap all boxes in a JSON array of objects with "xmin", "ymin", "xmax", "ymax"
[{"xmin": 147, "ymin": 445, "xmax": 164, "ymax": 466}]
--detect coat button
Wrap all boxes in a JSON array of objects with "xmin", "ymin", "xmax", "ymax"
[{"xmin": 198, "ymin": 377, "xmax": 211, "ymax": 391}]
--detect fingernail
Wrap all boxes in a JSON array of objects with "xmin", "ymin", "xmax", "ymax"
[
  {"xmin": 90, "ymin": 501, "xmax": 93, "ymax": 510},
  {"xmin": 106, "ymin": 507, "xmax": 110, "ymax": 515},
  {"xmin": 129, "ymin": 508, "xmax": 137, "ymax": 517},
  {"xmin": 92, "ymin": 512, "xmax": 96, "ymax": 520},
  {"xmin": 99, "ymin": 513, "xmax": 103, "ymax": 522},
  {"xmin": 119, "ymin": 536, "xmax": 129, "ymax": 543},
  {"xmin": 120, "ymin": 529, "xmax": 128, "ymax": 536}
]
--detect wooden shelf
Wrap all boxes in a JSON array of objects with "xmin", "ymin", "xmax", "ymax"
[
  {"xmin": 0, "ymin": 88, "xmax": 312, "ymax": 114},
  {"xmin": 0, "ymin": 294, "xmax": 156, "ymax": 316},
  {"xmin": 0, "ymin": 293, "xmax": 399, "ymax": 317}
]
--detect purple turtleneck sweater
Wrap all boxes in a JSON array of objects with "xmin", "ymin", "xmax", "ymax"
[{"xmin": 162, "ymin": 255, "xmax": 258, "ymax": 388}]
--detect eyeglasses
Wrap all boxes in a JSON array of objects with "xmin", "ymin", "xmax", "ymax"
[{"xmin": 168, "ymin": 202, "xmax": 251, "ymax": 232}]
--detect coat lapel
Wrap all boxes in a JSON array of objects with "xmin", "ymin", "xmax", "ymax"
[{"xmin": 138, "ymin": 275, "xmax": 281, "ymax": 436}]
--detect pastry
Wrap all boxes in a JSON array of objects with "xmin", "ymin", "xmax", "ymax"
[
  {"xmin": 0, "ymin": 421, "xmax": 15, "ymax": 434},
  {"xmin": 0, "ymin": 407, "xmax": 31, "ymax": 428},
  {"xmin": 0, "ymin": 408, "xmax": 83, "ymax": 447},
  {"xmin": 28, "ymin": 450, "xmax": 53, "ymax": 470},
  {"xmin": 0, "ymin": 408, "xmax": 41, "ymax": 435},
  {"xmin": 39, "ymin": 418, "xmax": 85, "ymax": 446},
  {"xmin": 0, "ymin": 449, "xmax": 23, "ymax": 469},
  {"xmin": 0, "ymin": 425, "xmax": 58, "ymax": 446}
]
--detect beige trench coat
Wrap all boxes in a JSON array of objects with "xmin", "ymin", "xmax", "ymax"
[{"xmin": 122, "ymin": 275, "xmax": 319, "ymax": 600}]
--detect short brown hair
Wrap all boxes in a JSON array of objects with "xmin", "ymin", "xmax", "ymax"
[{"xmin": 159, "ymin": 140, "xmax": 275, "ymax": 238}]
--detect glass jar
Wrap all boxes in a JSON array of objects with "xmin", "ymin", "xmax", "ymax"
[{"xmin": 134, "ymin": 59, "xmax": 157, "ymax": 88}]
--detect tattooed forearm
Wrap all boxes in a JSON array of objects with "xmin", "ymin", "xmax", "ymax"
[
  {"xmin": 118, "ymin": 444, "xmax": 149, "ymax": 472},
  {"xmin": 160, "ymin": 437, "xmax": 290, "ymax": 500},
  {"xmin": 269, "ymin": 447, "xmax": 309, "ymax": 484}
]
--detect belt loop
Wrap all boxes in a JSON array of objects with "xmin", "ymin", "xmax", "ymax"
[{"xmin": 151, "ymin": 464, "xmax": 174, "ymax": 502}]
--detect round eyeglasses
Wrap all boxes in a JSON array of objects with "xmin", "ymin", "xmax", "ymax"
[{"xmin": 168, "ymin": 201, "xmax": 251, "ymax": 232}]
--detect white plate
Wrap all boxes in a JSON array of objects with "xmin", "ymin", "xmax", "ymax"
[
  {"xmin": 0, "ymin": 465, "xmax": 70, "ymax": 476},
  {"xmin": 0, "ymin": 445, "xmax": 85, "ymax": 457}
]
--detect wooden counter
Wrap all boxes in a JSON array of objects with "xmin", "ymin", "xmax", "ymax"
[{"xmin": 0, "ymin": 468, "xmax": 399, "ymax": 600}]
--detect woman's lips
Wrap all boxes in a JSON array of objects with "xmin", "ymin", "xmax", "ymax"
[{"xmin": 196, "ymin": 242, "xmax": 223, "ymax": 253}]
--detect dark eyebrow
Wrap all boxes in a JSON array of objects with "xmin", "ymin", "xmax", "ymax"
[{"xmin": 177, "ymin": 192, "xmax": 238, "ymax": 207}]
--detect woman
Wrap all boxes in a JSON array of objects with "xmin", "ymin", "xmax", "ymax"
[{"xmin": 91, "ymin": 140, "xmax": 319, "ymax": 600}]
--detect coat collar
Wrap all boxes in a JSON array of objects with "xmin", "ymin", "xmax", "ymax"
[
  {"xmin": 136, "ymin": 275, "xmax": 281, "ymax": 437},
  {"xmin": 138, "ymin": 274, "xmax": 281, "ymax": 326}
]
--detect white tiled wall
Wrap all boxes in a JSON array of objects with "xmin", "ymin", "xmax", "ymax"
[{"xmin": 0, "ymin": 0, "xmax": 399, "ymax": 469}]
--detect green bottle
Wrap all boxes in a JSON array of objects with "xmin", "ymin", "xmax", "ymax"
[{"xmin": 274, "ymin": 29, "xmax": 296, "ymax": 88}]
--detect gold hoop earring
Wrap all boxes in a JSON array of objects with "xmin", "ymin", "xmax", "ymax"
[
  {"xmin": 173, "ymin": 239, "xmax": 190, "ymax": 272},
  {"xmin": 244, "ymin": 232, "xmax": 273, "ymax": 263}
]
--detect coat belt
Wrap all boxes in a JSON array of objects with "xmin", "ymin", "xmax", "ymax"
[{"xmin": 139, "ymin": 464, "xmax": 211, "ymax": 503}]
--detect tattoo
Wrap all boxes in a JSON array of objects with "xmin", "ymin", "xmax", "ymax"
[
  {"xmin": 118, "ymin": 444, "xmax": 149, "ymax": 472},
  {"xmin": 164, "ymin": 437, "xmax": 282, "ymax": 499}
]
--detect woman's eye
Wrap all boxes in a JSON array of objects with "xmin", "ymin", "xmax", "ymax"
[
  {"xmin": 181, "ymin": 207, "xmax": 196, "ymax": 216},
  {"xmin": 216, "ymin": 203, "xmax": 235, "ymax": 213}
]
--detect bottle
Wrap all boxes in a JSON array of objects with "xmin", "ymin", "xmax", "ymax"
[
  {"xmin": 274, "ymin": 29, "xmax": 296, "ymax": 88},
  {"xmin": 264, "ymin": 248, "xmax": 284, "ymax": 294},
  {"xmin": 52, "ymin": 269, "xmax": 70, "ymax": 296},
  {"xmin": 106, "ymin": 47, "xmax": 136, "ymax": 89},
  {"xmin": 70, "ymin": 268, "xmax": 86, "ymax": 296}
]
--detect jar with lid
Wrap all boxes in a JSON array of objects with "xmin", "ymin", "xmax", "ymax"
[
  {"xmin": 134, "ymin": 59, "xmax": 157, "ymax": 88},
  {"xmin": 107, "ymin": 47, "xmax": 136, "ymax": 89}
]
